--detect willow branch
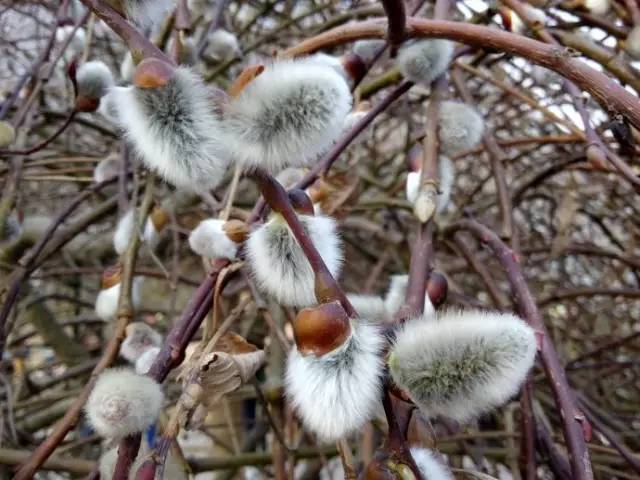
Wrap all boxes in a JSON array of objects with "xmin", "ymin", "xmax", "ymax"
[
  {"xmin": 449, "ymin": 217, "xmax": 593, "ymax": 480},
  {"xmin": 282, "ymin": 18, "xmax": 640, "ymax": 131}
]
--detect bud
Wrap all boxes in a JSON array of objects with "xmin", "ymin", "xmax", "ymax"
[
  {"xmin": 205, "ymin": 29, "xmax": 241, "ymax": 62},
  {"xmin": 75, "ymin": 61, "xmax": 115, "ymax": 112},
  {"xmin": 246, "ymin": 213, "xmax": 343, "ymax": 307},
  {"xmin": 85, "ymin": 368, "xmax": 164, "ymax": 439},
  {"xmin": 109, "ymin": 64, "xmax": 229, "ymax": 192},
  {"xmin": 413, "ymin": 185, "xmax": 437, "ymax": 223},
  {"xmin": 143, "ymin": 205, "xmax": 169, "ymax": 250},
  {"xmin": 286, "ymin": 314, "xmax": 384, "ymax": 441},
  {"xmin": 293, "ymin": 302, "xmax": 352, "ymax": 356},
  {"xmin": 426, "ymin": 272, "xmax": 448, "ymax": 307},
  {"xmin": 389, "ymin": 309, "xmax": 536, "ymax": 422},
  {"xmin": 94, "ymin": 153, "xmax": 121, "ymax": 183},
  {"xmin": 405, "ymin": 156, "xmax": 455, "ymax": 217},
  {"xmin": 189, "ymin": 218, "xmax": 246, "ymax": 260},
  {"xmin": 95, "ymin": 267, "xmax": 142, "ymax": 321},
  {"xmin": 167, "ymin": 35, "xmax": 198, "ymax": 66},
  {"xmin": 221, "ymin": 56, "xmax": 352, "ymax": 172},
  {"xmin": 135, "ymin": 346, "xmax": 160, "ymax": 374},
  {"xmin": 396, "ymin": 39, "xmax": 454, "ymax": 86},
  {"xmin": 120, "ymin": 322, "xmax": 162, "ymax": 363},
  {"xmin": 0, "ymin": 120, "xmax": 16, "ymax": 148}
]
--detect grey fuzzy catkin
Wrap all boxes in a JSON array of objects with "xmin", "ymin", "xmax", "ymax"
[
  {"xmin": 389, "ymin": 309, "xmax": 536, "ymax": 422},
  {"xmin": 110, "ymin": 67, "xmax": 228, "ymax": 192},
  {"xmin": 436, "ymin": 101, "xmax": 484, "ymax": 155},
  {"xmin": 396, "ymin": 39, "xmax": 454, "ymax": 85},
  {"xmin": 76, "ymin": 61, "xmax": 114, "ymax": 99}
]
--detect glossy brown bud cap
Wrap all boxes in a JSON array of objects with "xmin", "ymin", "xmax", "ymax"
[
  {"xmin": 426, "ymin": 271, "xmax": 448, "ymax": 307},
  {"xmin": 134, "ymin": 58, "xmax": 175, "ymax": 89},
  {"xmin": 293, "ymin": 301, "xmax": 352, "ymax": 357},
  {"xmin": 75, "ymin": 95, "xmax": 100, "ymax": 113},
  {"xmin": 150, "ymin": 205, "xmax": 169, "ymax": 231},
  {"xmin": 222, "ymin": 219, "xmax": 249, "ymax": 243},
  {"xmin": 101, "ymin": 264, "xmax": 123, "ymax": 289},
  {"xmin": 288, "ymin": 189, "xmax": 314, "ymax": 216},
  {"xmin": 341, "ymin": 53, "xmax": 367, "ymax": 84}
]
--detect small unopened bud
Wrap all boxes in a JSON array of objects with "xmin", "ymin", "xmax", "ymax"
[
  {"xmin": 95, "ymin": 267, "xmax": 142, "ymax": 321},
  {"xmin": 288, "ymin": 189, "xmax": 315, "ymax": 216},
  {"xmin": 120, "ymin": 322, "xmax": 162, "ymax": 363},
  {"xmin": 189, "ymin": 218, "xmax": 244, "ymax": 260},
  {"xmin": 134, "ymin": 58, "xmax": 175, "ymax": 89},
  {"xmin": 413, "ymin": 184, "xmax": 438, "ymax": 223},
  {"xmin": 293, "ymin": 302, "xmax": 352, "ymax": 356},
  {"xmin": 93, "ymin": 153, "xmax": 120, "ymax": 183},
  {"xmin": 101, "ymin": 264, "xmax": 122, "ymax": 290},
  {"xmin": 426, "ymin": 272, "xmax": 448, "ymax": 307},
  {"xmin": 85, "ymin": 368, "xmax": 164, "ymax": 439},
  {"xmin": 222, "ymin": 219, "xmax": 249, "ymax": 243},
  {"xmin": 135, "ymin": 346, "xmax": 160, "ymax": 374},
  {"xmin": 341, "ymin": 52, "xmax": 367, "ymax": 85},
  {"xmin": 0, "ymin": 121, "xmax": 16, "ymax": 148}
]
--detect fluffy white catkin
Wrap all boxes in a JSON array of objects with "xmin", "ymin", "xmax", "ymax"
[
  {"xmin": 410, "ymin": 447, "xmax": 454, "ymax": 480},
  {"xmin": 76, "ymin": 61, "xmax": 114, "ymax": 100},
  {"xmin": 405, "ymin": 156, "xmax": 455, "ymax": 214},
  {"xmin": 120, "ymin": 322, "xmax": 162, "ymax": 363},
  {"xmin": 109, "ymin": 67, "xmax": 228, "ymax": 192},
  {"xmin": 95, "ymin": 277, "xmax": 142, "ymax": 321},
  {"xmin": 121, "ymin": 0, "xmax": 174, "ymax": 29},
  {"xmin": 55, "ymin": 26, "xmax": 86, "ymax": 60},
  {"xmin": 113, "ymin": 209, "xmax": 135, "ymax": 255},
  {"xmin": 206, "ymin": 29, "xmax": 241, "ymax": 62},
  {"xmin": 135, "ymin": 346, "xmax": 160, "ymax": 375},
  {"xmin": 346, "ymin": 294, "xmax": 390, "ymax": 323},
  {"xmin": 246, "ymin": 213, "xmax": 343, "ymax": 307},
  {"xmin": 285, "ymin": 321, "xmax": 384, "ymax": 441},
  {"xmin": 389, "ymin": 310, "xmax": 537, "ymax": 423},
  {"xmin": 437, "ymin": 101, "xmax": 484, "ymax": 155},
  {"xmin": 188, "ymin": 219, "xmax": 239, "ymax": 260},
  {"xmin": 222, "ymin": 56, "xmax": 352, "ymax": 172},
  {"xmin": 396, "ymin": 39, "xmax": 454, "ymax": 85},
  {"xmin": 85, "ymin": 368, "xmax": 163, "ymax": 438},
  {"xmin": 384, "ymin": 275, "xmax": 435, "ymax": 319},
  {"xmin": 94, "ymin": 154, "xmax": 120, "ymax": 183}
]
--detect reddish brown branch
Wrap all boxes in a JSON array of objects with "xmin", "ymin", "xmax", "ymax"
[
  {"xmin": 450, "ymin": 217, "xmax": 594, "ymax": 480},
  {"xmin": 380, "ymin": 0, "xmax": 407, "ymax": 54},
  {"xmin": 282, "ymin": 18, "xmax": 640, "ymax": 131}
]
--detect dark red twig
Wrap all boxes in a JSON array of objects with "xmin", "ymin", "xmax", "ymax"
[{"xmin": 450, "ymin": 217, "xmax": 594, "ymax": 480}]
